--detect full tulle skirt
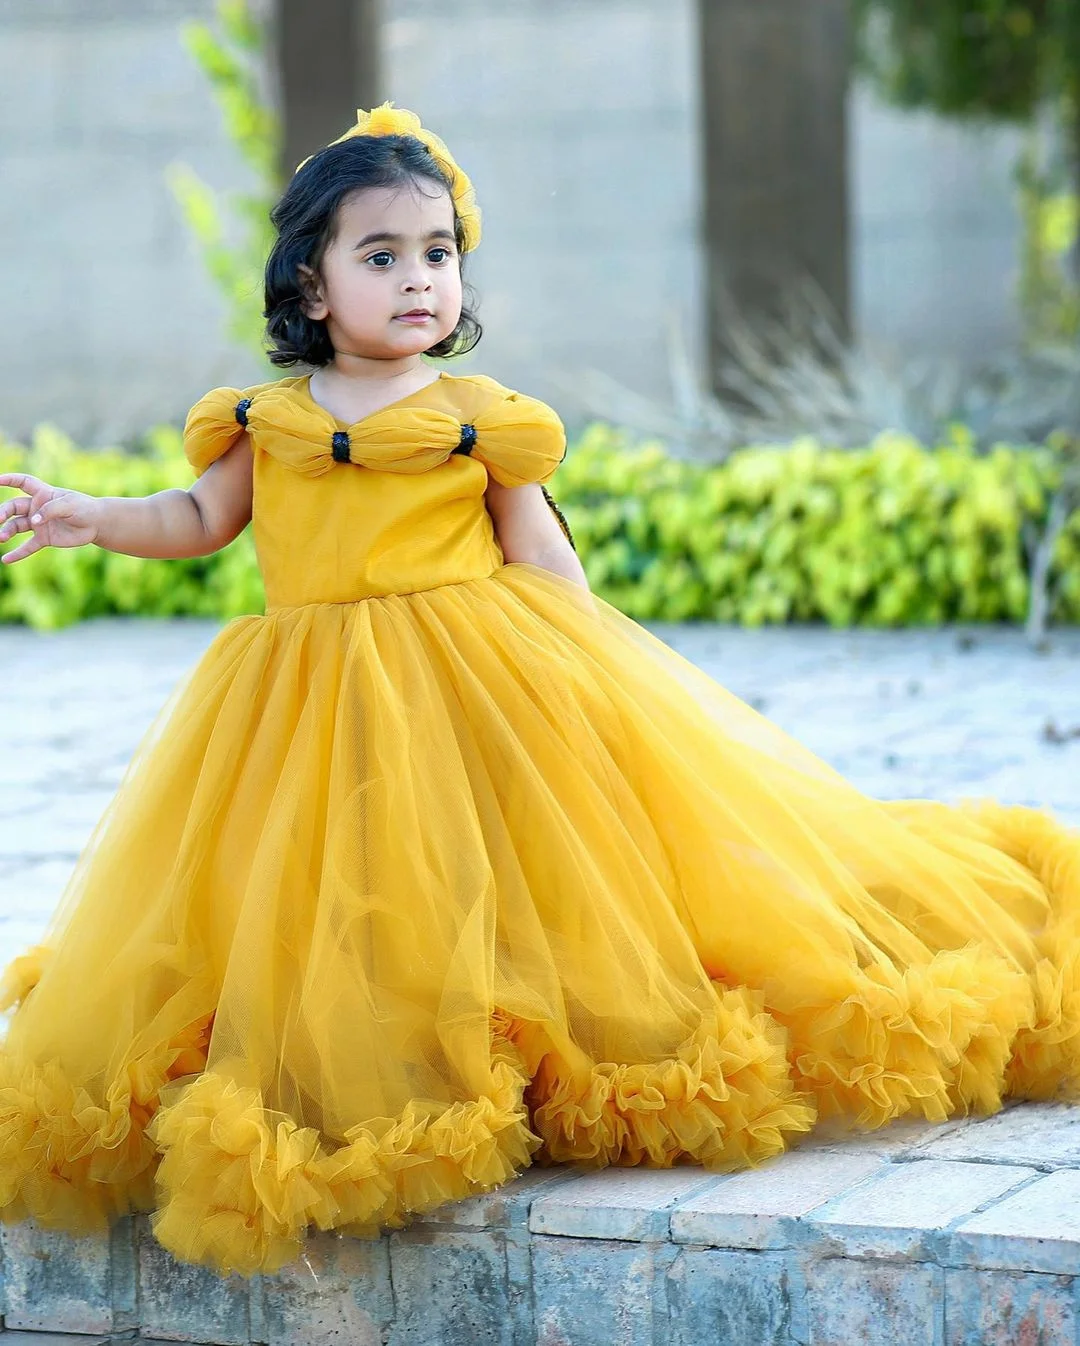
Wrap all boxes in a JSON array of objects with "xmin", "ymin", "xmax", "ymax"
[{"xmin": 0, "ymin": 562, "xmax": 1076, "ymax": 1275}]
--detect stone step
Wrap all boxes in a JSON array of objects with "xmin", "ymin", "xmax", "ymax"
[{"xmin": 2, "ymin": 1101, "xmax": 1079, "ymax": 1345}]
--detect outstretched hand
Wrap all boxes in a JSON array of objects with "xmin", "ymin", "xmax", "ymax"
[{"xmin": 0, "ymin": 473, "xmax": 101, "ymax": 563}]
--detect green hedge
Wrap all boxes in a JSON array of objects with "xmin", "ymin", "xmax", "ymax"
[
  {"xmin": 559, "ymin": 424, "xmax": 1080, "ymax": 626},
  {"xmin": 1, "ymin": 421, "xmax": 1078, "ymax": 629}
]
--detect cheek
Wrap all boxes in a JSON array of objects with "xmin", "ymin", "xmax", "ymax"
[
  {"xmin": 332, "ymin": 265, "xmax": 386, "ymax": 314},
  {"xmin": 441, "ymin": 268, "xmax": 464, "ymax": 304}
]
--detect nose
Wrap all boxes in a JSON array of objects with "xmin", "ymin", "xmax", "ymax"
[{"xmin": 401, "ymin": 262, "xmax": 433, "ymax": 293}]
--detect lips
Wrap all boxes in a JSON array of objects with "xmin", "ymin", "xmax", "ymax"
[{"xmin": 397, "ymin": 310, "xmax": 433, "ymax": 319}]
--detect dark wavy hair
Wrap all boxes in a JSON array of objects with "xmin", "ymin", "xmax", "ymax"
[{"xmin": 264, "ymin": 135, "xmax": 482, "ymax": 368}]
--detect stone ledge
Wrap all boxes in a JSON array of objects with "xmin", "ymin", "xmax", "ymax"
[{"xmin": 2, "ymin": 1102, "xmax": 1079, "ymax": 1345}]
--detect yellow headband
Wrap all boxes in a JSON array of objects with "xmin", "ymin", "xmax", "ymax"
[{"xmin": 295, "ymin": 102, "xmax": 482, "ymax": 254}]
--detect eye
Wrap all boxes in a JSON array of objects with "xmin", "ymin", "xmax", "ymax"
[
  {"xmin": 366, "ymin": 250, "xmax": 394, "ymax": 268},
  {"xmin": 427, "ymin": 247, "xmax": 453, "ymax": 264}
]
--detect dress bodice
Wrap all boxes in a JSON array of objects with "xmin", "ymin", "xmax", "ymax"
[{"xmin": 183, "ymin": 371, "xmax": 567, "ymax": 609}]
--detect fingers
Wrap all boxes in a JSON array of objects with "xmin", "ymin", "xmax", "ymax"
[
  {"xmin": 0, "ymin": 496, "xmax": 70, "ymax": 560},
  {"xmin": 0, "ymin": 494, "xmax": 27, "ymax": 525},
  {"xmin": 0, "ymin": 473, "xmax": 48, "ymax": 496},
  {"xmin": 0, "ymin": 531, "xmax": 45, "ymax": 564},
  {"xmin": 0, "ymin": 478, "xmax": 52, "ymax": 539},
  {"xmin": 0, "ymin": 507, "xmax": 37, "ymax": 560},
  {"xmin": 0, "ymin": 508, "xmax": 31, "ymax": 542}
]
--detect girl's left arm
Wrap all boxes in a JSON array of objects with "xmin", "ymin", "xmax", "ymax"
[{"xmin": 485, "ymin": 480, "xmax": 590, "ymax": 591}]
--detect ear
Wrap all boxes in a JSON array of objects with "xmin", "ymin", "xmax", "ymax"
[{"xmin": 298, "ymin": 264, "xmax": 329, "ymax": 321}]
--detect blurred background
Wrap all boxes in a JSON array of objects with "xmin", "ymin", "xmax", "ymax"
[
  {"xmin": 3, "ymin": 0, "xmax": 1071, "ymax": 440},
  {"xmin": 1, "ymin": 0, "xmax": 1079, "ymax": 639}
]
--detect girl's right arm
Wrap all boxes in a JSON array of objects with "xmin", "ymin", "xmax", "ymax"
[{"xmin": 0, "ymin": 433, "xmax": 253, "ymax": 565}]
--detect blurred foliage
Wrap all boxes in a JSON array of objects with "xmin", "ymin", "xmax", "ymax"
[
  {"xmin": 855, "ymin": 1, "xmax": 1080, "ymax": 346},
  {"xmin": 1017, "ymin": 139, "xmax": 1080, "ymax": 343},
  {"xmin": 168, "ymin": 0, "xmax": 279, "ymax": 356},
  {"xmin": 1, "ymin": 423, "xmax": 1078, "ymax": 634},
  {"xmin": 854, "ymin": 1, "xmax": 1080, "ymax": 117}
]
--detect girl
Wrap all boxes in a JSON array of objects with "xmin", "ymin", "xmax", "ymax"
[{"xmin": 0, "ymin": 104, "xmax": 1076, "ymax": 1280}]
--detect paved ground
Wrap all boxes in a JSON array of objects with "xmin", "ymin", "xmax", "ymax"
[{"xmin": 0, "ymin": 618, "xmax": 1077, "ymax": 974}]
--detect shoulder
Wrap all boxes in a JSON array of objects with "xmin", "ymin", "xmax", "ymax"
[
  {"xmin": 186, "ymin": 377, "xmax": 306, "ymax": 427},
  {"xmin": 438, "ymin": 374, "xmax": 567, "ymax": 488},
  {"xmin": 440, "ymin": 372, "xmax": 563, "ymax": 425},
  {"xmin": 443, "ymin": 372, "xmax": 545, "ymax": 405},
  {"xmin": 183, "ymin": 377, "xmax": 305, "ymax": 475}
]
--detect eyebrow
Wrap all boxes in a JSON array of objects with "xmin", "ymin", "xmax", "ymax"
[{"xmin": 353, "ymin": 230, "xmax": 456, "ymax": 249}]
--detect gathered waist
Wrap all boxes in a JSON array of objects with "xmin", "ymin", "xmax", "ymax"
[{"xmin": 263, "ymin": 567, "xmax": 506, "ymax": 614}]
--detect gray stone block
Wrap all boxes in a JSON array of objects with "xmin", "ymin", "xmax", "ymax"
[
  {"xmin": 670, "ymin": 1149, "xmax": 884, "ymax": 1250},
  {"xmin": 136, "ymin": 1216, "xmax": 250, "ymax": 1344},
  {"xmin": 258, "ymin": 1230, "xmax": 393, "ymax": 1346},
  {"xmin": 666, "ymin": 1247, "xmax": 791, "ymax": 1346},
  {"xmin": 0, "ymin": 1334, "xmax": 112, "ymax": 1344},
  {"xmin": 0, "ymin": 1217, "xmax": 134, "ymax": 1334},
  {"xmin": 944, "ymin": 1268, "xmax": 1076, "ymax": 1345},
  {"xmin": 948, "ymin": 1170, "xmax": 1080, "ymax": 1275},
  {"xmin": 806, "ymin": 1257, "xmax": 944, "ymax": 1346},
  {"xmin": 416, "ymin": 1162, "xmax": 583, "ymax": 1229},
  {"xmin": 529, "ymin": 1167, "xmax": 721, "ymax": 1242},
  {"xmin": 807, "ymin": 1114, "xmax": 974, "ymax": 1158},
  {"xmin": 387, "ymin": 1226, "xmax": 518, "ymax": 1346},
  {"xmin": 531, "ymin": 1235, "xmax": 677, "ymax": 1346},
  {"xmin": 807, "ymin": 1159, "xmax": 1035, "ymax": 1258},
  {"xmin": 918, "ymin": 1102, "xmax": 1080, "ymax": 1169}
]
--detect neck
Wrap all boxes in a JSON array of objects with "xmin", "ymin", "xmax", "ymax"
[{"xmin": 325, "ymin": 352, "xmax": 428, "ymax": 387}]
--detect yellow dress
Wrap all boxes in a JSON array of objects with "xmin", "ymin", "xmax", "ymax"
[{"xmin": 1, "ymin": 369, "xmax": 1077, "ymax": 1278}]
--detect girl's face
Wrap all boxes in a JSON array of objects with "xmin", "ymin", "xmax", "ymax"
[{"xmin": 302, "ymin": 181, "xmax": 463, "ymax": 360}]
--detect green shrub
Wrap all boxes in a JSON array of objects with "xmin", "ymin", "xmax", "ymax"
[
  {"xmin": 556, "ymin": 424, "xmax": 1079, "ymax": 627},
  {"xmin": 1, "ymin": 422, "xmax": 1078, "ymax": 630}
]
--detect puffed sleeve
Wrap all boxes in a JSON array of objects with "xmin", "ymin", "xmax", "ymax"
[
  {"xmin": 183, "ymin": 386, "xmax": 252, "ymax": 477},
  {"xmin": 468, "ymin": 390, "xmax": 567, "ymax": 488}
]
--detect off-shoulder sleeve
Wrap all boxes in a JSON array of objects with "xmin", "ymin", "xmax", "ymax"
[
  {"xmin": 469, "ymin": 391, "xmax": 567, "ymax": 488},
  {"xmin": 183, "ymin": 386, "xmax": 251, "ymax": 477}
]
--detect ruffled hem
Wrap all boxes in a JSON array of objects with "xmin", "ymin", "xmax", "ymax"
[
  {"xmin": 500, "ymin": 988, "xmax": 815, "ymax": 1171},
  {"xmin": 0, "ymin": 941, "xmax": 214, "ymax": 1234},
  {"xmin": 969, "ymin": 803, "xmax": 1080, "ymax": 1099},
  {"xmin": 0, "ymin": 991, "xmax": 817, "ymax": 1276},
  {"xmin": 774, "ymin": 946, "xmax": 1036, "ymax": 1129},
  {"xmin": 144, "ymin": 993, "xmax": 817, "ymax": 1275},
  {"xmin": 146, "ymin": 1031, "xmax": 540, "ymax": 1276},
  {"xmin": 0, "ymin": 1011, "xmax": 214, "ymax": 1233}
]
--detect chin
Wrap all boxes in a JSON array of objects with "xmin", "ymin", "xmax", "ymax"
[{"xmin": 389, "ymin": 325, "xmax": 445, "ymax": 352}]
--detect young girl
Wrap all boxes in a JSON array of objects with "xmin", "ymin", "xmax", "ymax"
[{"xmin": 0, "ymin": 104, "xmax": 1076, "ymax": 1281}]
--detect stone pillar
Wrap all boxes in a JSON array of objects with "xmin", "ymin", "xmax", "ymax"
[
  {"xmin": 274, "ymin": 0, "xmax": 382, "ymax": 178},
  {"xmin": 698, "ymin": 0, "xmax": 850, "ymax": 393}
]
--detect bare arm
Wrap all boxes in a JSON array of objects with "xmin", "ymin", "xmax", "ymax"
[
  {"xmin": 0, "ymin": 434, "xmax": 253, "ymax": 564},
  {"xmin": 485, "ymin": 479, "xmax": 590, "ymax": 591}
]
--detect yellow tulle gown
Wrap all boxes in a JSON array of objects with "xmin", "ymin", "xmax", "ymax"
[{"xmin": 1, "ymin": 369, "xmax": 1078, "ymax": 1278}]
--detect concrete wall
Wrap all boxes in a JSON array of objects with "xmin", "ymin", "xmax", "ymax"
[
  {"xmin": 0, "ymin": 0, "xmax": 1028, "ymax": 443},
  {"xmin": 851, "ymin": 83, "xmax": 1026, "ymax": 367},
  {"xmin": 0, "ymin": 0, "xmax": 267, "ymax": 444}
]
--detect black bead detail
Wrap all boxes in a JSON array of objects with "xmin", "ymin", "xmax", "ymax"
[
  {"xmin": 234, "ymin": 398, "xmax": 253, "ymax": 428},
  {"xmin": 542, "ymin": 486, "xmax": 576, "ymax": 552},
  {"xmin": 331, "ymin": 430, "xmax": 351, "ymax": 463},
  {"xmin": 452, "ymin": 423, "xmax": 477, "ymax": 455}
]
